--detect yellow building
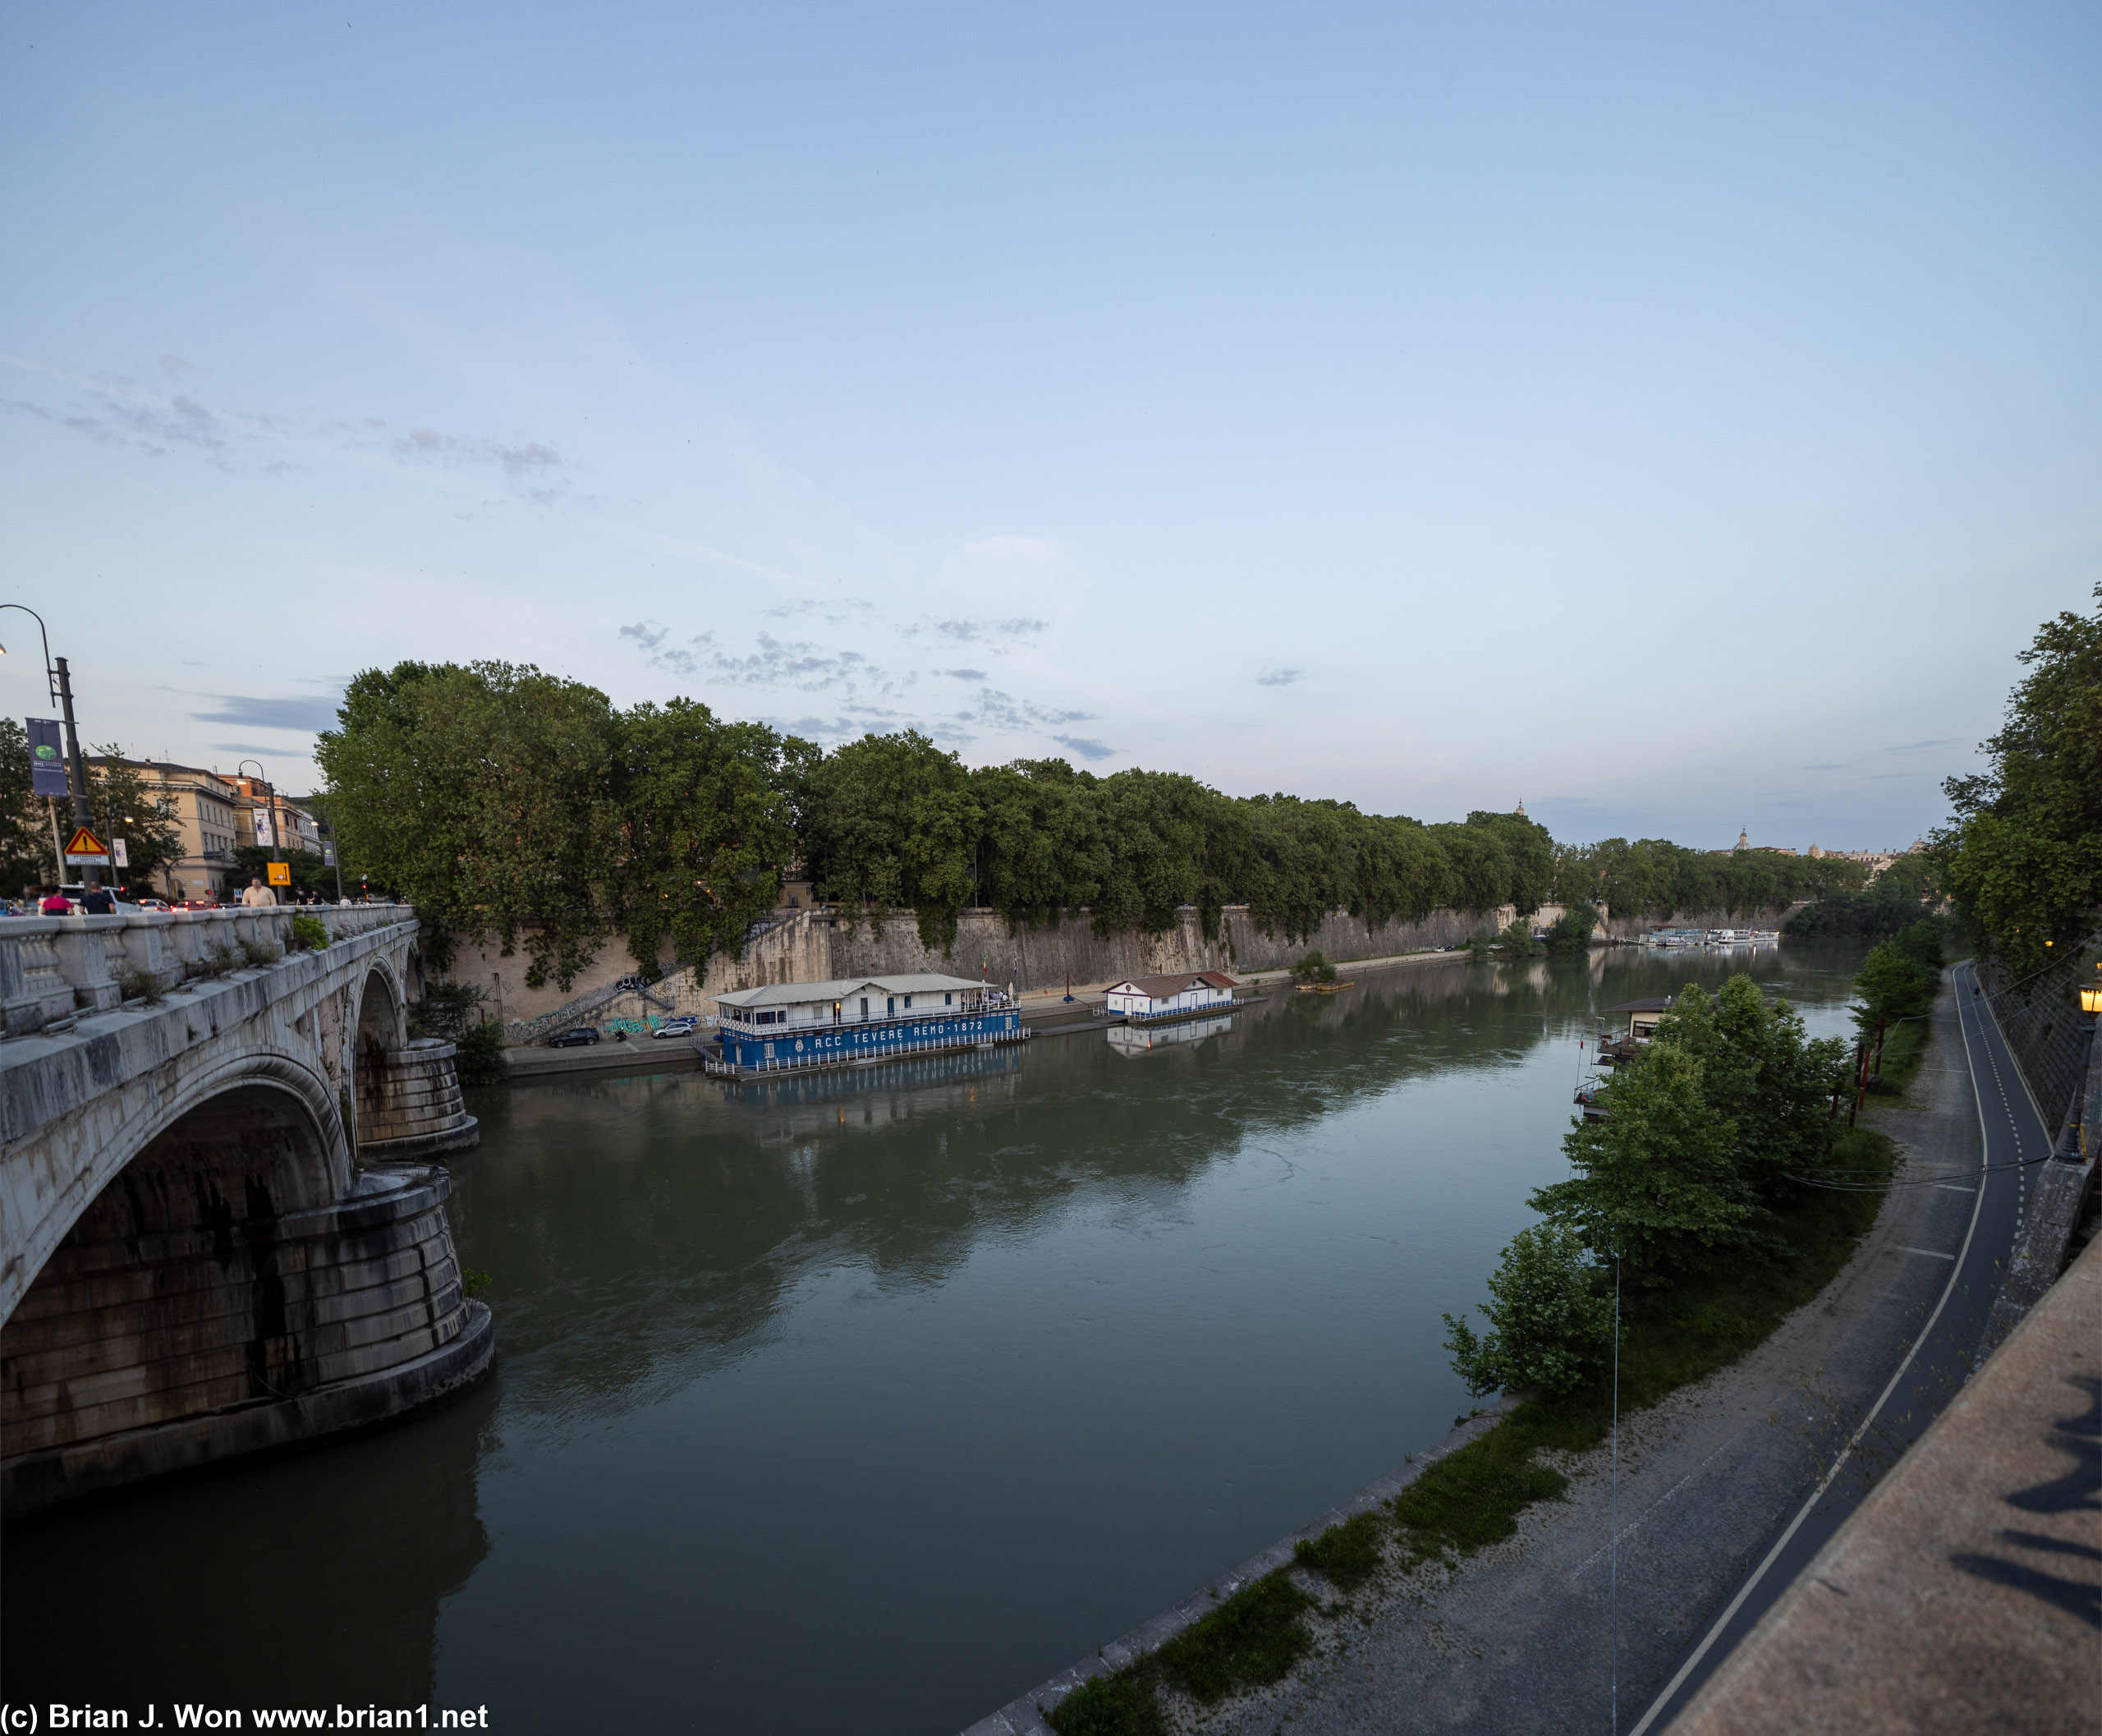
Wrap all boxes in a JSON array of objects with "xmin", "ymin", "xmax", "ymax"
[{"xmin": 89, "ymin": 758, "xmax": 243, "ymax": 900}]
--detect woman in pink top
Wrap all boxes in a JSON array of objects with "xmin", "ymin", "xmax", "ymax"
[{"xmin": 38, "ymin": 887, "xmax": 70, "ymax": 914}]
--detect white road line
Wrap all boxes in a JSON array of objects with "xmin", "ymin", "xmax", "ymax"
[
  {"xmin": 1895, "ymin": 1246, "xmax": 1957, "ymax": 1260},
  {"xmin": 1933, "ymin": 1184, "xmax": 1977, "ymax": 1194},
  {"xmin": 1625, "ymin": 965, "xmax": 1993, "ymax": 1736}
]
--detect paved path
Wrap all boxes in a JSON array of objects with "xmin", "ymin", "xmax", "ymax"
[{"xmin": 1130, "ymin": 970, "xmax": 2035, "ymax": 1735}]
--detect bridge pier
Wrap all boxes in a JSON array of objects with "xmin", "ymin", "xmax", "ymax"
[
  {"xmin": 0, "ymin": 904, "xmax": 495, "ymax": 1513},
  {"xmin": 359, "ymin": 1037, "xmax": 481, "ymax": 1161}
]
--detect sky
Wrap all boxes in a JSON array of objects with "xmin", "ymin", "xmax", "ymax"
[{"xmin": 2, "ymin": 3, "xmax": 2095, "ymax": 849}]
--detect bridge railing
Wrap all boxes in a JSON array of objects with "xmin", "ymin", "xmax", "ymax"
[{"xmin": 0, "ymin": 902, "xmax": 415, "ymax": 1037}]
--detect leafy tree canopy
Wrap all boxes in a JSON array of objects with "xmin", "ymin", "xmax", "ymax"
[{"xmin": 1934, "ymin": 584, "xmax": 2102, "ymax": 973}]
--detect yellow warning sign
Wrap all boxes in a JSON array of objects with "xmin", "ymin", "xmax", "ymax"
[
  {"xmin": 62, "ymin": 825, "xmax": 109, "ymax": 865},
  {"xmin": 266, "ymin": 861, "xmax": 291, "ymax": 887}
]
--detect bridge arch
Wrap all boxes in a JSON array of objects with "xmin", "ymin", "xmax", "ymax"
[{"xmin": 0, "ymin": 907, "xmax": 491, "ymax": 1512}]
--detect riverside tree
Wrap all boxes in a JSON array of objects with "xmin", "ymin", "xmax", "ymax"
[
  {"xmin": 800, "ymin": 729, "xmax": 981, "ymax": 951},
  {"xmin": 1530, "ymin": 1043, "xmax": 1754, "ymax": 1287},
  {"xmin": 318, "ymin": 661, "xmax": 622, "ymax": 990},
  {"xmin": 611, "ymin": 699, "xmax": 810, "ymax": 972},
  {"xmin": 1934, "ymin": 583, "xmax": 2102, "ymax": 974},
  {"xmin": 1443, "ymin": 1224, "xmax": 1615, "ymax": 1398},
  {"xmin": 1648, "ymin": 978, "xmax": 1851, "ymax": 1200}
]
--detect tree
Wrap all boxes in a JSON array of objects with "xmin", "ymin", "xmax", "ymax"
[
  {"xmin": 317, "ymin": 661, "xmax": 619, "ymax": 990},
  {"xmin": 1544, "ymin": 902, "xmax": 1598, "ymax": 952},
  {"xmin": 88, "ymin": 751, "xmax": 184, "ymax": 889},
  {"xmin": 971, "ymin": 757, "xmax": 1110, "ymax": 925},
  {"xmin": 610, "ymin": 699, "xmax": 805, "ymax": 973},
  {"xmin": 801, "ymin": 730, "xmax": 981, "ymax": 952},
  {"xmin": 1935, "ymin": 584, "xmax": 2102, "ymax": 973},
  {"xmin": 1531, "ymin": 1044, "xmax": 1752, "ymax": 1285},
  {"xmin": 1650, "ymin": 978, "xmax": 1850, "ymax": 1199},
  {"xmin": 0, "ymin": 719, "xmax": 52, "ymax": 893},
  {"xmin": 1090, "ymin": 769, "xmax": 1229, "ymax": 936},
  {"xmin": 1443, "ymin": 1224, "xmax": 1615, "ymax": 1398}
]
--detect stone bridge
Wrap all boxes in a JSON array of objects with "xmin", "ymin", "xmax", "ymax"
[{"xmin": 0, "ymin": 902, "xmax": 490, "ymax": 1514}]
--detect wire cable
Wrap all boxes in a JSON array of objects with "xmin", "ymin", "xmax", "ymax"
[{"xmin": 1784, "ymin": 1150, "xmax": 2068, "ymax": 1190}]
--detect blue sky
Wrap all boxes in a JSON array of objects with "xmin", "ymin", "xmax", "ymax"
[{"xmin": 2, "ymin": 2, "xmax": 2095, "ymax": 848}]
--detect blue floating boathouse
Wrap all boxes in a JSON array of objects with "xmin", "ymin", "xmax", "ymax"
[{"xmin": 702, "ymin": 972, "xmax": 1027, "ymax": 1077}]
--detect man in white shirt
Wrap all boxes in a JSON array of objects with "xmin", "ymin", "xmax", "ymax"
[{"xmin": 240, "ymin": 876, "xmax": 276, "ymax": 907}]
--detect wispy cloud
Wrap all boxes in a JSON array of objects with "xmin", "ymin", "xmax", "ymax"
[
  {"xmin": 1053, "ymin": 734, "xmax": 1114, "ymax": 761},
  {"xmin": 190, "ymin": 693, "xmax": 342, "ymax": 733},
  {"xmin": 0, "ymin": 356, "xmax": 569, "ymax": 500},
  {"xmin": 899, "ymin": 615, "xmax": 1048, "ymax": 646},
  {"xmin": 1257, "ymin": 668, "xmax": 1302, "ymax": 687},
  {"xmin": 935, "ymin": 668, "xmax": 986, "ymax": 682},
  {"xmin": 1798, "ymin": 762, "xmax": 1846, "ymax": 771},
  {"xmin": 1885, "ymin": 739, "xmax": 1956, "ymax": 754}
]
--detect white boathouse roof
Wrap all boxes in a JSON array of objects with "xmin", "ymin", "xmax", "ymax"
[{"xmin": 714, "ymin": 972, "xmax": 988, "ymax": 1010}]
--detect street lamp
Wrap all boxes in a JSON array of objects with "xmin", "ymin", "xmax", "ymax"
[
  {"xmin": 236, "ymin": 758, "xmax": 284, "ymax": 902},
  {"xmin": 0, "ymin": 604, "xmax": 99, "ymax": 891},
  {"xmin": 2080, "ymin": 965, "xmax": 2102, "ymax": 1019}
]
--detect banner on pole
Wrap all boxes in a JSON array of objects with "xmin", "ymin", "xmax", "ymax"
[
  {"xmin": 322, "ymin": 841, "xmax": 336, "ymax": 867},
  {"xmin": 252, "ymin": 807, "xmax": 274, "ymax": 849},
  {"xmin": 112, "ymin": 838, "xmax": 129, "ymax": 869},
  {"xmin": 25, "ymin": 719, "xmax": 68, "ymax": 797}
]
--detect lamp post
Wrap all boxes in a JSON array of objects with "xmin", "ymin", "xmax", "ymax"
[
  {"xmin": 2081, "ymin": 965, "xmax": 2102, "ymax": 1020},
  {"xmin": 0, "ymin": 605, "xmax": 99, "ymax": 891},
  {"xmin": 319, "ymin": 814, "xmax": 345, "ymax": 904},
  {"xmin": 236, "ymin": 758, "xmax": 282, "ymax": 902}
]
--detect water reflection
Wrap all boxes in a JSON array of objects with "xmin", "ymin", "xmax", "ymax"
[{"xmin": 6, "ymin": 944, "xmax": 1871, "ymax": 1734}]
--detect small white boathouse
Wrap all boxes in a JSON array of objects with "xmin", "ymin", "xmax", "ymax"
[{"xmin": 1104, "ymin": 971, "xmax": 1239, "ymax": 1022}]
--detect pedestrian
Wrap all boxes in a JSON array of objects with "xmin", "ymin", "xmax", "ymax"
[
  {"xmin": 241, "ymin": 876, "xmax": 275, "ymax": 908},
  {"xmin": 39, "ymin": 885, "xmax": 70, "ymax": 915},
  {"xmin": 78, "ymin": 883, "xmax": 116, "ymax": 915}
]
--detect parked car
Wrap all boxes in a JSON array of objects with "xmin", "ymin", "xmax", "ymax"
[
  {"xmin": 132, "ymin": 898, "xmax": 172, "ymax": 912},
  {"xmin": 651, "ymin": 1016, "xmax": 698, "ymax": 1040},
  {"xmin": 545, "ymin": 1027, "xmax": 601, "ymax": 1048},
  {"xmin": 174, "ymin": 898, "xmax": 219, "ymax": 912}
]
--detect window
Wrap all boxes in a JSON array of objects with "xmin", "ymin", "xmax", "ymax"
[
  {"xmin": 944, "ymin": 993, "xmax": 952, "ymax": 1006},
  {"xmin": 860, "ymin": 998, "xmax": 869, "ymax": 1017},
  {"xmin": 903, "ymin": 994, "xmax": 912, "ymax": 1009}
]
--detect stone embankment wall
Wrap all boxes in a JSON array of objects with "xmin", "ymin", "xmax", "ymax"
[{"xmin": 487, "ymin": 898, "xmax": 1806, "ymax": 1040}]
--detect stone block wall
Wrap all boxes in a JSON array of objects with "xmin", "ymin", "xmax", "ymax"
[
  {"xmin": 2, "ymin": 1155, "xmax": 488, "ymax": 1514},
  {"xmin": 357, "ymin": 1038, "xmax": 480, "ymax": 1160}
]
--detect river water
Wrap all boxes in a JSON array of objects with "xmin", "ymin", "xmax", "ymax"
[{"xmin": 7, "ymin": 943, "xmax": 1870, "ymax": 1731}]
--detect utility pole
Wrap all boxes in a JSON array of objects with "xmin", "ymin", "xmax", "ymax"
[{"xmin": 53, "ymin": 657, "xmax": 97, "ymax": 892}]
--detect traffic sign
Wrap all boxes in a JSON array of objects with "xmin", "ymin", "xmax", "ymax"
[
  {"xmin": 266, "ymin": 861, "xmax": 291, "ymax": 887},
  {"xmin": 63, "ymin": 825, "xmax": 109, "ymax": 866}
]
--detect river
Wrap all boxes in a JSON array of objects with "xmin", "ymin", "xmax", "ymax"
[{"xmin": 5, "ymin": 942, "xmax": 1870, "ymax": 1731}]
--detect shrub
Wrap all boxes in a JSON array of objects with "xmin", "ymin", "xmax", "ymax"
[
  {"xmin": 1544, "ymin": 903, "xmax": 1598, "ymax": 952},
  {"xmin": 452, "ymin": 1018, "xmax": 507, "ymax": 1086},
  {"xmin": 1443, "ymin": 1224, "xmax": 1615, "ymax": 1398},
  {"xmin": 1290, "ymin": 949, "xmax": 1338, "ymax": 984},
  {"xmin": 291, "ymin": 913, "xmax": 329, "ymax": 952},
  {"xmin": 1496, "ymin": 918, "xmax": 1541, "ymax": 956}
]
